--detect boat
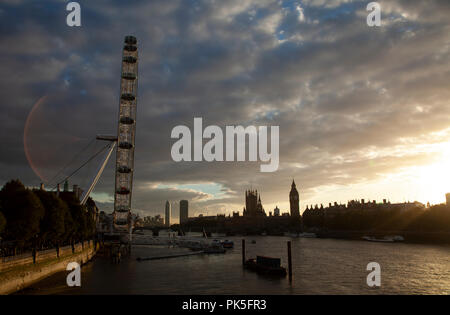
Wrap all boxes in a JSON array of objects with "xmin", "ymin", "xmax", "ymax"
[
  {"xmin": 244, "ymin": 256, "xmax": 287, "ymax": 277},
  {"xmin": 299, "ymin": 232, "xmax": 317, "ymax": 238},
  {"xmin": 362, "ymin": 235, "xmax": 404, "ymax": 243},
  {"xmin": 284, "ymin": 232, "xmax": 317, "ymax": 238},
  {"xmin": 221, "ymin": 240, "xmax": 234, "ymax": 249},
  {"xmin": 182, "ymin": 240, "xmax": 204, "ymax": 250},
  {"xmin": 203, "ymin": 243, "xmax": 226, "ymax": 254}
]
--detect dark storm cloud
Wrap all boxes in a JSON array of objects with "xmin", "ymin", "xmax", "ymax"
[{"xmin": 1, "ymin": 0, "xmax": 449, "ymax": 217}]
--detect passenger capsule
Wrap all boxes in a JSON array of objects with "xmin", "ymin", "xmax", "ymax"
[
  {"xmin": 121, "ymin": 72, "xmax": 136, "ymax": 80},
  {"xmin": 117, "ymin": 166, "xmax": 132, "ymax": 173},
  {"xmin": 123, "ymin": 56, "xmax": 137, "ymax": 63},
  {"xmin": 121, "ymin": 93, "xmax": 135, "ymax": 101},
  {"xmin": 124, "ymin": 36, "xmax": 137, "ymax": 45},
  {"xmin": 124, "ymin": 45, "xmax": 137, "ymax": 52},
  {"xmin": 119, "ymin": 142, "xmax": 133, "ymax": 149},
  {"xmin": 117, "ymin": 187, "xmax": 130, "ymax": 194},
  {"xmin": 116, "ymin": 206, "xmax": 130, "ymax": 212},
  {"xmin": 120, "ymin": 117, "xmax": 134, "ymax": 124}
]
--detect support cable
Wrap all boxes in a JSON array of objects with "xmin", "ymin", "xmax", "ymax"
[
  {"xmin": 47, "ymin": 138, "xmax": 96, "ymax": 187},
  {"xmin": 54, "ymin": 142, "xmax": 111, "ymax": 190}
]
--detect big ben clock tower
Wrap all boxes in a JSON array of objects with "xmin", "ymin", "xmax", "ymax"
[{"xmin": 289, "ymin": 180, "xmax": 300, "ymax": 217}]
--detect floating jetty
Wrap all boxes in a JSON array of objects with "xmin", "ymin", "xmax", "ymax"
[
  {"xmin": 136, "ymin": 251, "xmax": 204, "ymax": 261},
  {"xmin": 362, "ymin": 235, "xmax": 405, "ymax": 243}
]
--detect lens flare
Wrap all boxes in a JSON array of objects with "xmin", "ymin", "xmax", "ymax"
[
  {"xmin": 23, "ymin": 95, "xmax": 84, "ymax": 184},
  {"xmin": 23, "ymin": 95, "xmax": 48, "ymax": 182}
]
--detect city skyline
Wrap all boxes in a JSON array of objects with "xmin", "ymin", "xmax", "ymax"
[
  {"xmin": 130, "ymin": 187, "xmax": 449, "ymax": 224},
  {"xmin": 1, "ymin": 0, "xmax": 450, "ymax": 219}
]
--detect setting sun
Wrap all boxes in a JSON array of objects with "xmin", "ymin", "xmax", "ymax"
[{"xmin": 415, "ymin": 142, "xmax": 450, "ymax": 204}]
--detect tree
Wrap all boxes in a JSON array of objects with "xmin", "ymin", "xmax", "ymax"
[
  {"xmin": 0, "ymin": 210, "xmax": 6, "ymax": 235},
  {"xmin": 34, "ymin": 190, "xmax": 67, "ymax": 248},
  {"xmin": 85, "ymin": 197, "xmax": 98, "ymax": 239},
  {"xmin": 0, "ymin": 180, "xmax": 45, "ymax": 248},
  {"xmin": 59, "ymin": 191, "xmax": 86, "ymax": 243},
  {"xmin": 62, "ymin": 202, "xmax": 75, "ymax": 246}
]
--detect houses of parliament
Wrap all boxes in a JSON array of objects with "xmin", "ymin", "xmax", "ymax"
[
  {"xmin": 242, "ymin": 180, "xmax": 301, "ymax": 218},
  {"xmin": 181, "ymin": 180, "xmax": 302, "ymax": 235}
]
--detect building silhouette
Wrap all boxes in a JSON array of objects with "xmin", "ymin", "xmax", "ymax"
[
  {"xmin": 273, "ymin": 206, "xmax": 280, "ymax": 216},
  {"xmin": 243, "ymin": 190, "xmax": 266, "ymax": 217},
  {"xmin": 446, "ymin": 193, "xmax": 450, "ymax": 206},
  {"xmin": 303, "ymin": 198, "xmax": 426, "ymax": 221},
  {"xmin": 165, "ymin": 200, "xmax": 171, "ymax": 227},
  {"xmin": 185, "ymin": 184, "xmax": 302, "ymax": 234},
  {"xmin": 289, "ymin": 180, "xmax": 300, "ymax": 217},
  {"xmin": 72, "ymin": 185, "xmax": 83, "ymax": 201},
  {"xmin": 180, "ymin": 200, "xmax": 189, "ymax": 224}
]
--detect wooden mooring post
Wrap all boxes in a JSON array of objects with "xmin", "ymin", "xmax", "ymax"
[
  {"xmin": 242, "ymin": 239, "xmax": 246, "ymax": 266},
  {"xmin": 287, "ymin": 241, "xmax": 292, "ymax": 283}
]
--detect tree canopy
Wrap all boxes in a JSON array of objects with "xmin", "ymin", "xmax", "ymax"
[
  {"xmin": 0, "ymin": 211, "xmax": 6, "ymax": 235},
  {"xmin": 0, "ymin": 179, "xmax": 98, "ymax": 250},
  {"xmin": 33, "ymin": 189, "xmax": 68, "ymax": 247},
  {"xmin": 0, "ymin": 180, "xmax": 45, "ymax": 247}
]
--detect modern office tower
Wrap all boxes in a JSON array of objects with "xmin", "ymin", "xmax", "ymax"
[
  {"xmin": 180, "ymin": 200, "xmax": 189, "ymax": 224},
  {"xmin": 165, "ymin": 200, "xmax": 171, "ymax": 227},
  {"xmin": 289, "ymin": 180, "xmax": 300, "ymax": 217}
]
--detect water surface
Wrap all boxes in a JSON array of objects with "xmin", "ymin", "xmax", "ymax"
[{"xmin": 20, "ymin": 236, "xmax": 450, "ymax": 295}]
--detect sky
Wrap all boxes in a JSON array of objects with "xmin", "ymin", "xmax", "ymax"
[{"xmin": 1, "ymin": 0, "xmax": 449, "ymax": 222}]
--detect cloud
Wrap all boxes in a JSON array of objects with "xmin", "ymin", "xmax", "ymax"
[
  {"xmin": 296, "ymin": 5, "xmax": 305, "ymax": 22},
  {"xmin": 1, "ymin": 0, "xmax": 449, "ymax": 218}
]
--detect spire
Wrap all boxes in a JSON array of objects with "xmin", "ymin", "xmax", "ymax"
[{"xmin": 291, "ymin": 179, "xmax": 296, "ymax": 189}]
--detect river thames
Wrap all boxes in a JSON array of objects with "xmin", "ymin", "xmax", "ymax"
[{"xmin": 18, "ymin": 236, "xmax": 450, "ymax": 295}]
